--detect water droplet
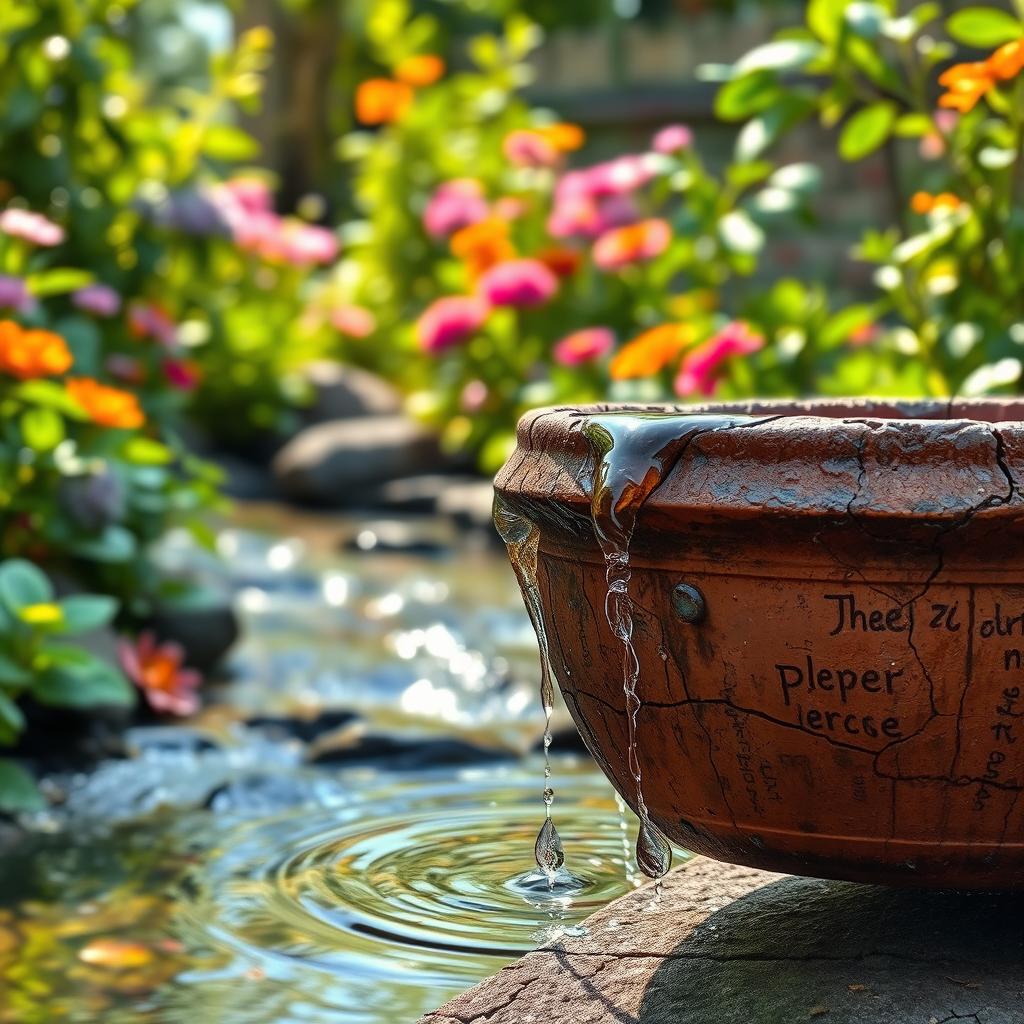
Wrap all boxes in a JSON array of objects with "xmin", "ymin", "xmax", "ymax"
[
  {"xmin": 543, "ymin": 787, "xmax": 554, "ymax": 806},
  {"xmin": 636, "ymin": 820, "xmax": 672, "ymax": 880},
  {"xmin": 535, "ymin": 817, "xmax": 565, "ymax": 878}
]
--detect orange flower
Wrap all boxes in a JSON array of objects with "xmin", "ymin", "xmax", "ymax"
[
  {"xmin": 395, "ymin": 54, "xmax": 445, "ymax": 87},
  {"xmin": 938, "ymin": 62, "xmax": 995, "ymax": 113},
  {"xmin": 988, "ymin": 39, "xmax": 1024, "ymax": 80},
  {"xmin": 536, "ymin": 246, "xmax": 582, "ymax": 278},
  {"xmin": 610, "ymin": 324, "xmax": 693, "ymax": 381},
  {"xmin": 539, "ymin": 122, "xmax": 585, "ymax": 153},
  {"xmin": 355, "ymin": 78, "xmax": 413, "ymax": 125},
  {"xmin": 910, "ymin": 191, "xmax": 962, "ymax": 215},
  {"xmin": 593, "ymin": 218, "xmax": 672, "ymax": 272},
  {"xmin": 66, "ymin": 378, "xmax": 145, "ymax": 429},
  {"xmin": 0, "ymin": 321, "xmax": 73, "ymax": 379},
  {"xmin": 450, "ymin": 218, "xmax": 516, "ymax": 278}
]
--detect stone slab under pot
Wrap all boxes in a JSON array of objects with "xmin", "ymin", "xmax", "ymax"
[{"xmin": 493, "ymin": 398, "xmax": 1024, "ymax": 888}]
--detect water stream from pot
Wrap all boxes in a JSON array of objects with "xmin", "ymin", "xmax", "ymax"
[{"xmin": 497, "ymin": 412, "xmax": 752, "ymax": 887}]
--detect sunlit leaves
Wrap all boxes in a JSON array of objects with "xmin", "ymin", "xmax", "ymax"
[
  {"xmin": 946, "ymin": 7, "xmax": 1023, "ymax": 47},
  {"xmin": 839, "ymin": 101, "xmax": 897, "ymax": 160}
]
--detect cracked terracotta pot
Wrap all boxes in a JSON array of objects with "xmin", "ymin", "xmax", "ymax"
[{"xmin": 494, "ymin": 399, "xmax": 1024, "ymax": 888}]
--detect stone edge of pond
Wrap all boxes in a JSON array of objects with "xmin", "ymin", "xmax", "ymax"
[{"xmin": 419, "ymin": 856, "xmax": 1024, "ymax": 1023}]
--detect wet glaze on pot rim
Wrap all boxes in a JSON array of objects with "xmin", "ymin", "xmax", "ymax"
[{"xmin": 494, "ymin": 399, "xmax": 1024, "ymax": 889}]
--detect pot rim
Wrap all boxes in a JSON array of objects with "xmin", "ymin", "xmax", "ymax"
[{"xmin": 493, "ymin": 397, "xmax": 1024, "ymax": 534}]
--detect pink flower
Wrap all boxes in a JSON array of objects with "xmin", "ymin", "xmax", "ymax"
[
  {"xmin": 553, "ymin": 327, "xmax": 615, "ymax": 367},
  {"xmin": 547, "ymin": 193, "xmax": 639, "ymax": 240},
  {"xmin": 674, "ymin": 322, "xmax": 764, "ymax": 397},
  {"xmin": 220, "ymin": 177, "xmax": 274, "ymax": 214},
  {"xmin": 128, "ymin": 303, "xmax": 178, "ymax": 348},
  {"xmin": 459, "ymin": 379, "xmax": 489, "ymax": 412},
  {"xmin": 502, "ymin": 130, "xmax": 559, "ymax": 168},
  {"xmin": 118, "ymin": 631, "xmax": 202, "ymax": 717},
  {"xmin": 477, "ymin": 259, "xmax": 558, "ymax": 308},
  {"xmin": 592, "ymin": 218, "xmax": 671, "ymax": 271},
  {"xmin": 72, "ymin": 284, "xmax": 121, "ymax": 317},
  {"xmin": 0, "ymin": 208, "xmax": 65, "ymax": 247},
  {"xmin": 416, "ymin": 295, "xmax": 489, "ymax": 353},
  {"xmin": 276, "ymin": 220, "xmax": 339, "ymax": 266},
  {"xmin": 423, "ymin": 179, "xmax": 489, "ymax": 239},
  {"xmin": 652, "ymin": 124, "xmax": 694, "ymax": 154},
  {"xmin": 0, "ymin": 274, "xmax": 34, "ymax": 313},
  {"xmin": 330, "ymin": 305, "xmax": 376, "ymax": 338},
  {"xmin": 163, "ymin": 359, "xmax": 201, "ymax": 390}
]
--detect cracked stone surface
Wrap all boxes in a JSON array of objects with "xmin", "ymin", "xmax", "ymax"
[
  {"xmin": 420, "ymin": 858, "xmax": 1024, "ymax": 1024},
  {"xmin": 494, "ymin": 400, "xmax": 1024, "ymax": 887}
]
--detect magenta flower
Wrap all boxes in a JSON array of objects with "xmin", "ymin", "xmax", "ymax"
[
  {"xmin": 72, "ymin": 284, "xmax": 121, "ymax": 317},
  {"xmin": 0, "ymin": 274, "xmax": 34, "ymax": 313},
  {"xmin": 553, "ymin": 327, "xmax": 615, "ymax": 367},
  {"xmin": 674, "ymin": 322, "xmax": 764, "ymax": 397},
  {"xmin": 0, "ymin": 208, "xmax": 65, "ymax": 247},
  {"xmin": 477, "ymin": 259, "xmax": 558, "ymax": 308},
  {"xmin": 330, "ymin": 304, "xmax": 377, "ymax": 338},
  {"xmin": 423, "ymin": 179, "xmax": 489, "ymax": 239},
  {"xmin": 163, "ymin": 359, "xmax": 201, "ymax": 391},
  {"xmin": 118, "ymin": 631, "xmax": 202, "ymax": 717},
  {"xmin": 652, "ymin": 124, "xmax": 694, "ymax": 154},
  {"xmin": 416, "ymin": 295, "xmax": 489, "ymax": 353},
  {"xmin": 547, "ymin": 193, "xmax": 638, "ymax": 240}
]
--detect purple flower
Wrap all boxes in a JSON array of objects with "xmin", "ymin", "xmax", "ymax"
[
  {"xmin": 416, "ymin": 295, "xmax": 489, "ymax": 353},
  {"xmin": 72, "ymin": 284, "xmax": 121, "ymax": 317},
  {"xmin": 652, "ymin": 124, "xmax": 694, "ymax": 154},
  {"xmin": 423, "ymin": 179, "xmax": 489, "ymax": 239},
  {"xmin": 0, "ymin": 274, "xmax": 34, "ymax": 313},
  {"xmin": 477, "ymin": 259, "xmax": 559, "ymax": 309},
  {"xmin": 0, "ymin": 208, "xmax": 65, "ymax": 247}
]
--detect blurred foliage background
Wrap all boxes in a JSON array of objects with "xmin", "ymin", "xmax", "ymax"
[{"xmin": 3, "ymin": 0, "xmax": 1024, "ymax": 801}]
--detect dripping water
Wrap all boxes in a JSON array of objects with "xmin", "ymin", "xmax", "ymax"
[
  {"xmin": 581, "ymin": 413, "xmax": 750, "ymax": 885},
  {"xmin": 493, "ymin": 494, "xmax": 564, "ymax": 884}
]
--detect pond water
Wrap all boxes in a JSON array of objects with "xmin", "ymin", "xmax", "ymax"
[{"xmin": 0, "ymin": 507, "xmax": 654, "ymax": 1023}]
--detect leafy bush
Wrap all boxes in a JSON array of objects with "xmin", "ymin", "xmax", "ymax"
[
  {"xmin": 0, "ymin": 559, "xmax": 132, "ymax": 812},
  {"xmin": 337, "ymin": 1, "xmax": 1024, "ymax": 468}
]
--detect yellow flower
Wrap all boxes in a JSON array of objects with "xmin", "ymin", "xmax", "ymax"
[{"xmin": 19, "ymin": 603, "xmax": 63, "ymax": 626}]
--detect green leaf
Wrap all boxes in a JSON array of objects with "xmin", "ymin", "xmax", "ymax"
[
  {"xmin": 25, "ymin": 268, "xmax": 93, "ymax": 298},
  {"xmin": 14, "ymin": 380, "xmax": 88, "ymax": 419},
  {"xmin": 808, "ymin": 0, "xmax": 847, "ymax": 43},
  {"xmin": 68, "ymin": 526, "xmax": 136, "ymax": 564},
  {"xmin": 0, "ymin": 560, "xmax": 52, "ymax": 612},
  {"xmin": 201, "ymin": 123, "xmax": 260, "ymax": 161},
  {"xmin": 946, "ymin": 7, "xmax": 1022, "ymax": 47},
  {"xmin": 121, "ymin": 436, "xmax": 173, "ymax": 466},
  {"xmin": 0, "ymin": 693, "xmax": 25, "ymax": 737},
  {"xmin": 820, "ymin": 304, "xmax": 878, "ymax": 348},
  {"xmin": 34, "ymin": 658, "xmax": 135, "ymax": 709},
  {"xmin": 0, "ymin": 760, "xmax": 43, "ymax": 813},
  {"xmin": 839, "ymin": 101, "xmax": 897, "ymax": 160},
  {"xmin": 58, "ymin": 595, "xmax": 119, "ymax": 633},
  {"xmin": 20, "ymin": 407, "xmax": 64, "ymax": 453},
  {"xmin": 735, "ymin": 39, "xmax": 824, "ymax": 75},
  {"xmin": 735, "ymin": 94, "xmax": 815, "ymax": 161},
  {"xmin": 894, "ymin": 113, "xmax": 934, "ymax": 137},
  {"xmin": 0, "ymin": 653, "xmax": 30, "ymax": 687},
  {"xmin": 715, "ymin": 70, "xmax": 782, "ymax": 121}
]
